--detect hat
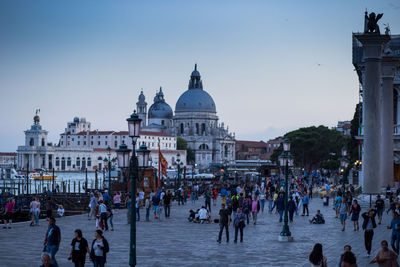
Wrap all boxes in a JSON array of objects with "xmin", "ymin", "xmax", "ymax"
[{"xmin": 104, "ymin": 190, "xmax": 108, "ymax": 193}]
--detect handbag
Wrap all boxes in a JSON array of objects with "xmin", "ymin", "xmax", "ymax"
[{"xmin": 239, "ymin": 220, "xmax": 246, "ymax": 228}]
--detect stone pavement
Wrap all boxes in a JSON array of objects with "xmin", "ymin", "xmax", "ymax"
[{"xmin": 0, "ymin": 195, "xmax": 397, "ymax": 267}]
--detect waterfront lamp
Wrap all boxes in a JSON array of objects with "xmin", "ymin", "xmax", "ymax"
[
  {"xmin": 116, "ymin": 144, "xmax": 131, "ymax": 169},
  {"xmin": 137, "ymin": 144, "xmax": 151, "ymax": 168},
  {"xmin": 127, "ymin": 111, "xmax": 142, "ymax": 141},
  {"xmin": 282, "ymin": 138, "xmax": 291, "ymax": 152}
]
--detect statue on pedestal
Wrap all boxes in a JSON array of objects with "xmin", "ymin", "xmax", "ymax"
[{"xmin": 364, "ymin": 11, "xmax": 383, "ymax": 34}]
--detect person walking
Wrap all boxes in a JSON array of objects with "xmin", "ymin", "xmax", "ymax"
[
  {"xmin": 3, "ymin": 197, "xmax": 15, "ymax": 229},
  {"xmin": 260, "ymin": 189, "xmax": 266, "ymax": 213},
  {"xmin": 288, "ymin": 196, "xmax": 297, "ymax": 223},
  {"xmin": 251, "ymin": 196, "xmax": 260, "ymax": 225},
  {"xmin": 125, "ymin": 195, "xmax": 131, "ymax": 224},
  {"xmin": 243, "ymin": 195, "xmax": 251, "ymax": 225},
  {"xmin": 90, "ymin": 230, "xmax": 109, "ymax": 267},
  {"xmin": 163, "ymin": 190, "xmax": 171, "ymax": 218},
  {"xmin": 135, "ymin": 193, "xmax": 141, "ymax": 222},
  {"xmin": 44, "ymin": 217, "xmax": 61, "ymax": 267},
  {"xmin": 145, "ymin": 197, "xmax": 151, "ymax": 221},
  {"xmin": 362, "ymin": 208, "xmax": 377, "ymax": 256},
  {"xmin": 69, "ymin": 229, "xmax": 90, "ymax": 267},
  {"xmin": 152, "ymin": 194, "xmax": 160, "ymax": 220},
  {"xmin": 89, "ymin": 193, "xmax": 98, "ymax": 220},
  {"xmin": 217, "ymin": 204, "xmax": 230, "ymax": 243},
  {"xmin": 369, "ymin": 240, "xmax": 398, "ymax": 266},
  {"xmin": 375, "ymin": 195, "xmax": 385, "ymax": 225},
  {"xmin": 40, "ymin": 252, "xmax": 56, "ymax": 267},
  {"xmin": 337, "ymin": 244, "xmax": 352, "ymax": 267},
  {"xmin": 106, "ymin": 206, "xmax": 114, "ymax": 231},
  {"xmin": 350, "ymin": 199, "xmax": 361, "ymax": 231},
  {"xmin": 276, "ymin": 193, "xmax": 285, "ymax": 223},
  {"xmin": 205, "ymin": 189, "xmax": 212, "ymax": 212},
  {"xmin": 113, "ymin": 192, "xmax": 121, "ymax": 213},
  {"xmin": 388, "ymin": 211, "xmax": 400, "ymax": 254},
  {"xmin": 46, "ymin": 197, "xmax": 56, "ymax": 220},
  {"xmin": 99, "ymin": 201, "xmax": 108, "ymax": 231},
  {"xmin": 30, "ymin": 197, "xmax": 40, "ymax": 226},
  {"xmin": 339, "ymin": 197, "xmax": 349, "ymax": 231},
  {"xmin": 302, "ymin": 191, "xmax": 310, "ymax": 216},
  {"xmin": 309, "ymin": 243, "xmax": 327, "ymax": 267},
  {"xmin": 234, "ymin": 208, "xmax": 245, "ymax": 243}
]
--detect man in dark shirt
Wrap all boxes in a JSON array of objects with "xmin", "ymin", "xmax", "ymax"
[
  {"xmin": 375, "ymin": 195, "xmax": 385, "ymax": 225},
  {"xmin": 163, "ymin": 191, "xmax": 172, "ymax": 218},
  {"xmin": 44, "ymin": 217, "xmax": 61, "ymax": 267},
  {"xmin": 217, "ymin": 204, "xmax": 230, "ymax": 243}
]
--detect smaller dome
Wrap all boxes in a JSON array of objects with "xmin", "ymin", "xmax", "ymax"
[
  {"xmin": 138, "ymin": 90, "xmax": 145, "ymax": 101},
  {"xmin": 34, "ymin": 115, "xmax": 40, "ymax": 123},
  {"xmin": 191, "ymin": 64, "xmax": 200, "ymax": 77},
  {"xmin": 73, "ymin": 117, "xmax": 79, "ymax": 123},
  {"xmin": 148, "ymin": 102, "xmax": 173, "ymax": 119}
]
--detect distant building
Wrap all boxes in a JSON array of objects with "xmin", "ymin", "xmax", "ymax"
[
  {"xmin": 17, "ymin": 114, "xmax": 185, "ymax": 172},
  {"xmin": 0, "ymin": 152, "xmax": 17, "ymax": 167},
  {"xmin": 265, "ymin": 137, "xmax": 284, "ymax": 160},
  {"xmin": 235, "ymin": 140, "xmax": 267, "ymax": 160},
  {"xmin": 336, "ymin": 121, "xmax": 351, "ymax": 136}
]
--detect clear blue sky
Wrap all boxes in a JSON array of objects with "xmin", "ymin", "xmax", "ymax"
[{"xmin": 1, "ymin": 0, "xmax": 399, "ymax": 151}]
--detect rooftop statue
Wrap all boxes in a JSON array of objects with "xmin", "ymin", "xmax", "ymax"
[{"xmin": 364, "ymin": 11, "xmax": 383, "ymax": 34}]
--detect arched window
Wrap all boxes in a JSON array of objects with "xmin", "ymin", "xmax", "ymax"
[
  {"xmin": 199, "ymin": 144, "xmax": 209, "ymax": 150},
  {"xmin": 87, "ymin": 157, "xmax": 92, "ymax": 167},
  {"xmin": 196, "ymin": 123, "xmax": 199, "ymax": 134},
  {"xmin": 224, "ymin": 145, "xmax": 228, "ymax": 158},
  {"xmin": 29, "ymin": 138, "xmax": 34, "ymax": 146},
  {"xmin": 161, "ymin": 120, "xmax": 165, "ymax": 125},
  {"xmin": 67, "ymin": 157, "xmax": 71, "ymax": 166},
  {"xmin": 41, "ymin": 138, "xmax": 45, "ymax": 146},
  {"xmin": 76, "ymin": 157, "xmax": 80, "ymax": 167},
  {"xmin": 180, "ymin": 123, "xmax": 184, "ymax": 134},
  {"xmin": 82, "ymin": 157, "xmax": 86, "ymax": 168},
  {"xmin": 55, "ymin": 157, "xmax": 60, "ymax": 166}
]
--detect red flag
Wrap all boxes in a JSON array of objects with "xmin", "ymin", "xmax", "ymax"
[{"xmin": 159, "ymin": 151, "xmax": 168, "ymax": 176}]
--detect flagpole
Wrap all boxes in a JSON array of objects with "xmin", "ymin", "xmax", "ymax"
[{"xmin": 158, "ymin": 138, "xmax": 161, "ymax": 189}]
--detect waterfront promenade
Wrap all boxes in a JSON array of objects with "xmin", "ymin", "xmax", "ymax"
[{"xmin": 0, "ymin": 196, "xmax": 395, "ymax": 266}]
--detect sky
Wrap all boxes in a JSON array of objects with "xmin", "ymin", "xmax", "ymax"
[{"xmin": 1, "ymin": 0, "xmax": 399, "ymax": 152}]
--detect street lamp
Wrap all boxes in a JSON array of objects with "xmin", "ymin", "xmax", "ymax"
[
  {"xmin": 137, "ymin": 144, "xmax": 151, "ymax": 181},
  {"xmin": 175, "ymin": 153, "xmax": 183, "ymax": 188},
  {"xmin": 340, "ymin": 147, "xmax": 349, "ymax": 193},
  {"xmin": 106, "ymin": 146, "xmax": 112, "ymax": 195},
  {"xmin": 117, "ymin": 110, "xmax": 141, "ymax": 267},
  {"xmin": 278, "ymin": 138, "xmax": 294, "ymax": 242}
]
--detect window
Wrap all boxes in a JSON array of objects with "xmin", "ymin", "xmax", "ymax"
[
  {"xmin": 61, "ymin": 141, "xmax": 63, "ymax": 146},
  {"xmin": 98, "ymin": 141, "xmax": 100, "ymax": 145},
  {"xmin": 84, "ymin": 141, "xmax": 86, "ymax": 145},
  {"xmin": 78, "ymin": 136, "xmax": 80, "ymax": 139},
  {"xmin": 114, "ymin": 140, "xmax": 118, "ymax": 147},
  {"xmin": 67, "ymin": 157, "xmax": 71, "ymax": 166},
  {"xmin": 201, "ymin": 123, "xmax": 206, "ymax": 134},
  {"xmin": 105, "ymin": 136, "xmax": 108, "ymax": 139},
  {"xmin": 41, "ymin": 138, "xmax": 45, "ymax": 146},
  {"xmin": 105, "ymin": 141, "xmax": 108, "ymax": 145},
  {"xmin": 77, "ymin": 141, "xmax": 80, "ymax": 145},
  {"xmin": 91, "ymin": 136, "xmax": 93, "ymax": 139},
  {"xmin": 196, "ymin": 123, "xmax": 199, "ymax": 134},
  {"xmin": 162, "ymin": 120, "xmax": 165, "ymax": 125},
  {"xmin": 29, "ymin": 138, "xmax": 34, "ymax": 146},
  {"xmin": 68, "ymin": 136, "xmax": 70, "ymax": 139},
  {"xmin": 87, "ymin": 157, "xmax": 91, "ymax": 167},
  {"xmin": 152, "ymin": 142, "xmax": 154, "ymax": 147},
  {"xmin": 122, "ymin": 140, "xmax": 125, "ymax": 144},
  {"xmin": 76, "ymin": 157, "xmax": 80, "ymax": 167},
  {"xmin": 224, "ymin": 145, "xmax": 228, "ymax": 158},
  {"xmin": 199, "ymin": 144, "xmax": 209, "ymax": 150},
  {"xmin": 55, "ymin": 157, "xmax": 60, "ymax": 166},
  {"xmin": 91, "ymin": 141, "xmax": 93, "ymax": 145},
  {"xmin": 180, "ymin": 123, "xmax": 184, "ymax": 134}
]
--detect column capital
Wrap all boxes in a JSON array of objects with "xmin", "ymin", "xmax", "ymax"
[
  {"xmin": 382, "ymin": 56, "xmax": 400, "ymax": 79},
  {"xmin": 354, "ymin": 34, "xmax": 391, "ymax": 60}
]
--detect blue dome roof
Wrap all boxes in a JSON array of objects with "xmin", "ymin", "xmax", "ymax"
[
  {"xmin": 148, "ymin": 88, "xmax": 173, "ymax": 119},
  {"xmin": 175, "ymin": 64, "xmax": 216, "ymax": 113},
  {"xmin": 148, "ymin": 102, "xmax": 173, "ymax": 119},
  {"xmin": 175, "ymin": 89, "xmax": 216, "ymax": 113}
]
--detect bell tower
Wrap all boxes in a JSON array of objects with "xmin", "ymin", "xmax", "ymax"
[{"xmin": 136, "ymin": 90, "xmax": 147, "ymax": 127}]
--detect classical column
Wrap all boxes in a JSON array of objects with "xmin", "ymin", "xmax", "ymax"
[
  {"xmin": 381, "ymin": 57, "xmax": 399, "ymax": 188},
  {"xmin": 355, "ymin": 34, "xmax": 390, "ymax": 194}
]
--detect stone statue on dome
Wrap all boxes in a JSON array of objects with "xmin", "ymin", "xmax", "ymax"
[{"xmin": 364, "ymin": 11, "xmax": 383, "ymax": 34}]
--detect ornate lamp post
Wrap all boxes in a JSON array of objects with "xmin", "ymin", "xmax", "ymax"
[
  {"xmin": 116, "ymin": 111, "xmax": 141, "ymax": 267},
  {"xmin": 137, "ymin": 144, "xmax": 151, "ymax": 184},
  {"xmin": 278, "ymin": 138, "xmax": 294, "ymax": 242},
  {"xmin": 106, "ymin": 146, "xmax": 112, "ymax": 195},
  {"xmin": 175, "ymin": 153, "xmax": 183, "ymax": 188},
  {"xmin": 340, "ymin": 147, "xmax": 349, "ymax": 193}
]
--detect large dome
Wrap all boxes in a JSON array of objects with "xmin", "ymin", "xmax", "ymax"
[
  {"xmin": 175, "ymin": 89, "xmax": 216, "ymax": 113},
  {"xmin": 175, "ymin": 64, "xmax": 216, "ymax": 113}
]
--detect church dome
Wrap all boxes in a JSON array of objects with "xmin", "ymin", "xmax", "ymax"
[
  {"xmin": 148, "ymin": 87, "xmax": 173, "ymax": 119},
  {"xmin": 175, "ymin": 65, "xmax": 216, "ymax": 113}
]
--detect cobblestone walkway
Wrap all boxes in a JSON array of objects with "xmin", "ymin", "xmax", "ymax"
[{"xmin": 0, "ymin": 196, "xmax": 397, "ymax": 266}]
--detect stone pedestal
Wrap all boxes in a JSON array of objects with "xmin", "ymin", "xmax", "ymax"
[
  {"xmin": 381, "ymin": 57, "xmax": 399, "ymax": 188},
  {"xmin": 278, "ymin": 235, "xmax": 294, "ymax": 242},
  {"xmin": 355, "ymin": 34, "xmax": 390, "ymax": 194}
]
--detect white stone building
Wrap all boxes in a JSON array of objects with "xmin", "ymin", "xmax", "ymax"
[{"xmin": 17, "ymin": 115, "xmax": 185, "ymax": 172}]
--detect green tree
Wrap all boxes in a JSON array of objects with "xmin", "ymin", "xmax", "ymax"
[
  {"xmin": 177, "ymin": 137, "xmax": 195, "ymax": 164},
  {"xmin": 284, "ymin": 125, "xmax": 345, "ymax": 170},
  {"xmin": 349, "ymin": 103, "xmax": 361, "ymax": 163}
]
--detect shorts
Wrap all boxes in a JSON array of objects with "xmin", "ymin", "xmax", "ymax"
[
  {"xmin": 4, "ymin": 212, "xmax": 13, "ymax": 220},
  {"xmin": 351, "ymin": 214, "xmax": 359, "ymax": 221},
  {"xmin": 377, "ymin": 209, "xmax": 384, "ymax": 216},
  {"xmin": 153, "ymin": 205, "xmax": 159, "ymax": 213},
  {"xmin": 115, "ymin": 203, "xmax": 121, "ymax": 209},
  {"xmin": 340, "ymin": 213, "xmax": 347, "ymax": 222}
]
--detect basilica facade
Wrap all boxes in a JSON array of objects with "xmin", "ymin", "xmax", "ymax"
[{"xmin": 137, "ymin": 65, "xmax": 236, "ymax": 168}]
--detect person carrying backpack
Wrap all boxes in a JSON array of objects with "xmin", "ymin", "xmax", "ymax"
[{"xmin": 90, "ymin": 230, "xmax": 109, "ymax": 267}]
